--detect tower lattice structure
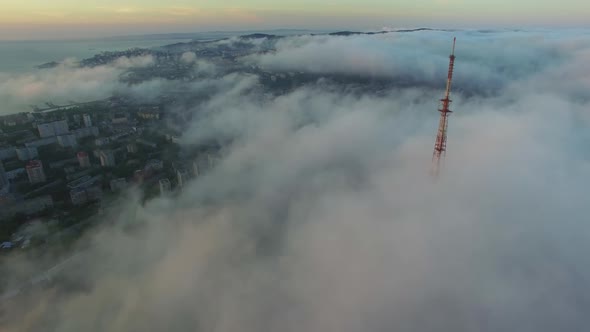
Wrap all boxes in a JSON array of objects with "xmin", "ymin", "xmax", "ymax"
[{"xmin": 432, "ymin": 38, "xmax": 457, "ymax": 177}]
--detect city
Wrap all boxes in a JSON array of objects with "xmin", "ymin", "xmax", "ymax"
[{"xmin": 0, "ymin": 98, "xmax": 220, "ymax": 250}]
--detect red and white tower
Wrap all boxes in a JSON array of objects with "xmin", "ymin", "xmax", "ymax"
[{"xmin": 432, "ymin": 38, "xmax": 457, "ymax": 177}]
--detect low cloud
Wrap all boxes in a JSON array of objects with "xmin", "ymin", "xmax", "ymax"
[
  {"xmin": 112, "ymin": 55, "xmax": 155, "ymax": 69},
  {"xmin": 1, "ymin": 29, "xmax": 590, "ymax": 331},
  {"xmin": 247, "ymin": 30, "xmax": 581, "ymax": 96},
  {"xmin": 180, "ymin": 52, "xmax": 197, "ymax": 64},
  {"xmin": 0, "ymin": 55, "xmax": 155, "ymax": 115}
]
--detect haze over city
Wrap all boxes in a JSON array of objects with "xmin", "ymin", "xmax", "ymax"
[{"xmin": 0, "ymin": 1, "xmax": 589, "ymax": 332}]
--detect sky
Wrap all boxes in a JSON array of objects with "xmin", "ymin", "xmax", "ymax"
[{"xmin": 0, "ymin": 0, "xmax": 589, "ymax": 40}]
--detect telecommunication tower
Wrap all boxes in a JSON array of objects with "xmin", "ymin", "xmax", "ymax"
[{"xmin": 432, "ymin": 38, "xmax": 457, "ymax": 177}]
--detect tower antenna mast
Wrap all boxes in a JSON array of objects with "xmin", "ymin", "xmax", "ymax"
[{"xmin": 432, "ymin": 37, "xmax": 457, "ymax": 177}]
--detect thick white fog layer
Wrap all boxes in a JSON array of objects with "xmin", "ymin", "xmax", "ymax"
[
  {"xmin": 0, "ymin": 55, "xmax": 157, "ymax": 115},
  {"xmin": 2, "ymin": 30, "xmax": 590, "ymax": 331}
]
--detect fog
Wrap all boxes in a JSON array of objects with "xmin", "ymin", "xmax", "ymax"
[
  {"xmin": 0, "ymin": 55, "xmax": 158, "ymax": 115},
  {"xmin": 2, "ymin": 29, "xmax": 590, "ymax": 331}
]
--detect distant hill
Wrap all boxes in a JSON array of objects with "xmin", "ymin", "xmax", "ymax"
[
  {"xmin": 36, "ymin": 61, "xmax": 60, "ymax": 69},
  {"xmin": 239, "ymin": 33, "xmax": 282, "ymax": 40},
  {"xmin": 327, "ymin": 28, "xmax": 446, "ymax": 36},
  {"xmin": 102, "ymin": 29, "xmax": 322, "ymax": 42},
  {"xmin": 36, "ymin": 27, "xmax": 457, "ymax": 69},
  {"xmin": 158, "ymin": 27, "xmax": 453, "ymax": 50}
]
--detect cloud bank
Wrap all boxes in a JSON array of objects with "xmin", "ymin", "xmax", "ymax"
[
  {"xmin": 1, "ymin": 29, "xmax": 590, "ymax": 332},
  {"xmin": 0, "ymin": 54, "xmax": 181, "ymax": 115},
  {"xmin": 248, "ymin": 30, "xmax": 587, "ymax": 96}
]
